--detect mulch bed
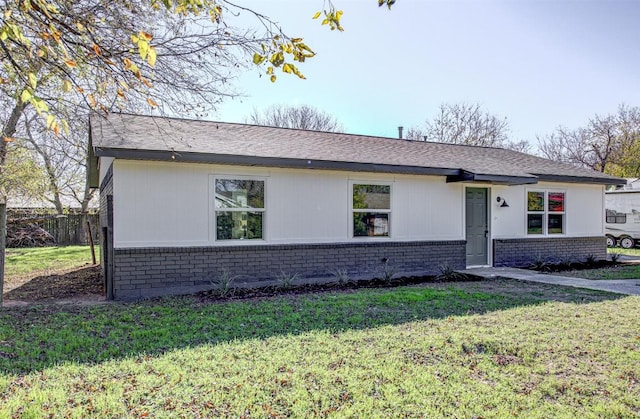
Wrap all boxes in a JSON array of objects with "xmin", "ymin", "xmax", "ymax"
[
  {"xmin": 196, "ymin": 273, "xmax": 480, "ymax": 303},
  {"xmin": 4, "ymin": 265, "xmax": 103, "ymax": 302}
]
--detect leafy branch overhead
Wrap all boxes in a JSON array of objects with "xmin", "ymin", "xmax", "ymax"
[{"xmin": 0, "ymin": 0, "xmax": 395, "ymax": 133}]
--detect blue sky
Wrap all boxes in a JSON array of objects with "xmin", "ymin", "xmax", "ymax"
[{"xmin": 214, "ymin": 0, "xmax": 640, "ymax": 149}]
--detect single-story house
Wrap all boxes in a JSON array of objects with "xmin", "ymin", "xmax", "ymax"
[{"xmin": 88, "ymin": 113, "xmax": 625, "ymax": 300}]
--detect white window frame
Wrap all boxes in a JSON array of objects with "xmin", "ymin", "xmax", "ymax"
[
  {"xmin": 526, "ymin": 189, "xmax": 566, "ymax": 236},
  {"xmin": 211, "ymin": 175, "xmax": 267, "ymax": 243},
  {"xmin": 349, "ymin": 180, "xmax": 392, "ymax": 239}
]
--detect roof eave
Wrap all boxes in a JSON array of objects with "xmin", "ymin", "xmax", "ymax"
[
  {"xmin": 93, "ymin": 148, "xmax": 460, "ymax": 177},
  {"xmin": 446, "ymin": 171, "xmax": 538, "ymax": 185},
  {"xmin": 534, "ymin": 173, "xmax": 627, "ymax": 185}
]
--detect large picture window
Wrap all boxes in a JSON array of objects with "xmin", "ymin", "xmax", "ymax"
[
  {"xmin": 215, "ymin": 179, "xmax": 264, "ymax": 240},
  {"xmin": 527, "ymin": 190, "xmax": 565, "ymax": 235},
  {"xmin": 352, "ymin": 183, "xmax": 391, "ymax": 237}
]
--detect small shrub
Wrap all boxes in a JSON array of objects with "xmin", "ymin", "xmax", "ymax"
[
  {"xmin": 211, "ymin": 269, "xmax": 239, "ymax": 297},
  {"xmin": 530, "ymin": 253, "xmax": 551, "ymax": 272},
  {"xmin": 380, "ymin": 259, "xmax": 398, "ymax": 284},
  {"xmin": 584, "ymin": 254, "xmax": 598, "ymax": 267},
  {"xmin": 276, "ymin": 270, "xmax": 299, "ymax": 290},
  {"xmin": 330, "ymin": 268, "xmax": 352, "ymax": 286},
  {"xmin": 436, "ymin": 263, "xmax": 468, "ymax": 281},
  {"xmin": 558, "ymin": 255, "xmax": 575, "ymax": 268}
]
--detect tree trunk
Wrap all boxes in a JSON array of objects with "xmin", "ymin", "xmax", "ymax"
[
  {"xmin": 0, "ymin": 100, "xmax": 28, "ymax": 303},
  {"xmin": 0, "ymin": 203, "xmax": 5, "ymax": 306}
]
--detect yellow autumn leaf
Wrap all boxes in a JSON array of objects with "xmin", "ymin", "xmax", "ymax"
[
  {"xmin": 46, "ymin": 114, "xmax": 55, "ymax": 129},
  {"xmin": 147, "ymin": 98, "xmax": 158, "ymax": 108},
  {"xmin": 64, "ymin": 59, "xmax": 77, "ymax": 68},
  {"xmin": 252, "ymin": 53, "xmax": 265, "ymax": 65},
  {"xmin": 312, "ymin": 11, "xmax": 321, "ymax": 19},
  {"xmin": 62, "ymin": 80, "xmax": 72, "ymax": 93},
  {"xmin": 61, "ymin": 119, "xmax": 70, "ymax": 135},
  {"xmin": 270, "ymin": 74, "xmax": 276, "ymax": 82},
  {"xmin": 138, "ymin": 39, "xmax": 149, "ymax": 60},
  {"xmin": 321, "ymin": 19, "xmax": 329, "ymax": 25},
  {"xmin": 147, "ymin": 46, "xmax": 157, "ymax": 67},
  {"xmin": 32, "ymin": 98, "xmax": 48, "ymax": 114},
  {"xmin": 28, "ymin": 72, "xmax": 37, "ymax": 89},
  {"xmin": 4, "ymin": 137, "xmax": 14, "ymax": 143},
  {"xmin": 282, "ymin": 63, "xmax": 292, "ymax": 74},
  {"xmin": 20, "ymin": 89, "xmax": 32, "ymax": 103}
]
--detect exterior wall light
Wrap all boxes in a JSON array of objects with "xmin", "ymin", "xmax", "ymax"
[{"xmin": 496, "ymin": 196, "xmax": 509, "ymax": 208}]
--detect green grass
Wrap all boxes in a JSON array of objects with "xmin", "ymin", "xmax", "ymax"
[
  {"xmin": 560, "ymin": 264, "xmax": 640, "ymax": 280},
  {"xmin": 4, "ymin": 245, "xmax": 97, "ymax": 278},
  {"xmin": 1, "ymin": 283, "xmax": 638, "ymax": 417}
]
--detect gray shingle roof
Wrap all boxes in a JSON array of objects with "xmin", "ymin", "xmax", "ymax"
[{"xmin": 89, "ymin": 113, "xmax": 625, "ymax": 186}]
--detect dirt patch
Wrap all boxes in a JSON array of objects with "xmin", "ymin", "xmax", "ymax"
[{"xmin": 3, "ymin": 265, "xmax": 104, "ymax": 305}]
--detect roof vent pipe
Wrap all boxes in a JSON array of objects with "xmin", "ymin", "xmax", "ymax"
[{"xmin": 398, "ymin": 126, "xmax": 403, "ymax": 139}]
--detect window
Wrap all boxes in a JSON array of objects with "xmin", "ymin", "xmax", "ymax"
[
  {"xmin": 527, "ymin": 190, "xmax": 565, "ymax": 235},
  {"xmin": 214, "ymin": 179, "xmax": 264, "ymax": 240},
  {"xmin": 606, "ymin": 209, "xmax": 627, "ymax": 224},
  {"xmin": 352, "ymin": 183, "xmax": 391, "ymax": 237}
]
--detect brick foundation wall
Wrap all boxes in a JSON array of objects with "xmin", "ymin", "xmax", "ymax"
[
  {"xmin": 493, "ymin": 236, "xmax": 606, "ymax": 268},
  {"xmin": 112, "ymin": 240, "xmax": 466, "ymax": 300}
]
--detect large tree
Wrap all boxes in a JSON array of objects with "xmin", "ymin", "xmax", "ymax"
[
  {"xmin": 407, "ymin": 103, "xmax": 530, "ymax": 152},
  {"xmin": 0, "ymin": 0, "xmax": 395, "ymax": 303},
  {"xmin": 248, "ymin": 104, "xmax": 343, "ymax": 132},
  {"xmin": 538, "ymin": 105, "xmax": 640, "ymax": 176}
]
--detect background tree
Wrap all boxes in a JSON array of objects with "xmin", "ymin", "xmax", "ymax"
[
  {"xmin": 1, "ymin": 140, "xmax": 48, "ymax": 204},
  {"xmin": 538, "ymin": 104, "xmax": 640, "ymax": 176},
  {"xmin": 248, "ymin": 104, "xmax": 344, "ymax": 132},
  {"xmin": 407, "ymin": 103, "xmax": 530, "ymax": 152},
  {"xmin": 20, "ymin": 107, "xmax": 95, "ymax": 214}
]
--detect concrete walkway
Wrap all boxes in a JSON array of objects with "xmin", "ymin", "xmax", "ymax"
[{"xmin": 462, "ymin": 267, "xmax": 640, "ymax": 296}]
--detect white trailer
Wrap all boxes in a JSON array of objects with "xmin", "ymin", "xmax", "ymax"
[{"xmin": 605, "ymin": 182, "xmax": 640, "ymax": 248}]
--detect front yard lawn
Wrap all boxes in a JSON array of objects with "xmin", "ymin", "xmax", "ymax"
[
  {"xmin": 559, "ymin": 264, "xmax": 640, "ymax": 280},
  {"xmin": 4, "ymin": 245, "xmax": 97, "ymax": 279},
  {"xmin": 1, "ymin": 281, "xmax": 638, "ymax": 417}
]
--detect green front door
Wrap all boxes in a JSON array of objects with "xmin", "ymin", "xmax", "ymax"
[{"xmin": 466, "ymin": 188, "xmax": 488, "ymax": 266}]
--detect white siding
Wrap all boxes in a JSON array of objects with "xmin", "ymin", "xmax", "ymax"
[
  {"xmin": 109, "ymin": 159, "xmax": 606, "ymax": 248},
  {"xmin": 113, "ymin": 160, "xmax": 210, "ymax": 247},
  {"xmin": 111, "ymin": 160, "xmax": 465, "ymax": 248},
  {"xmin": 491, "ymin": 182, "xmax": 604, "ymax": 238}
]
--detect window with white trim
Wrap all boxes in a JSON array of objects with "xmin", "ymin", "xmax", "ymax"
[
  {"xmin": 527, "ymin": 190, "xmax": 565, "ymax": 235},
  {"xmin": 352, "ymin": 183, "xmax": 391, "ymax": 237},
  {"xmin": 214, "ymin": 179, "xmax": 264, "ymax": 240}
]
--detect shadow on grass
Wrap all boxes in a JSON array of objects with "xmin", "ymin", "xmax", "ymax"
[
  {"xmin": 3, "ymin": 266, "xmax": 103, "ymax": 301},
  {"xmin": 0, "ymin": 279, "xmax": 625, "ymax": 375}
]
